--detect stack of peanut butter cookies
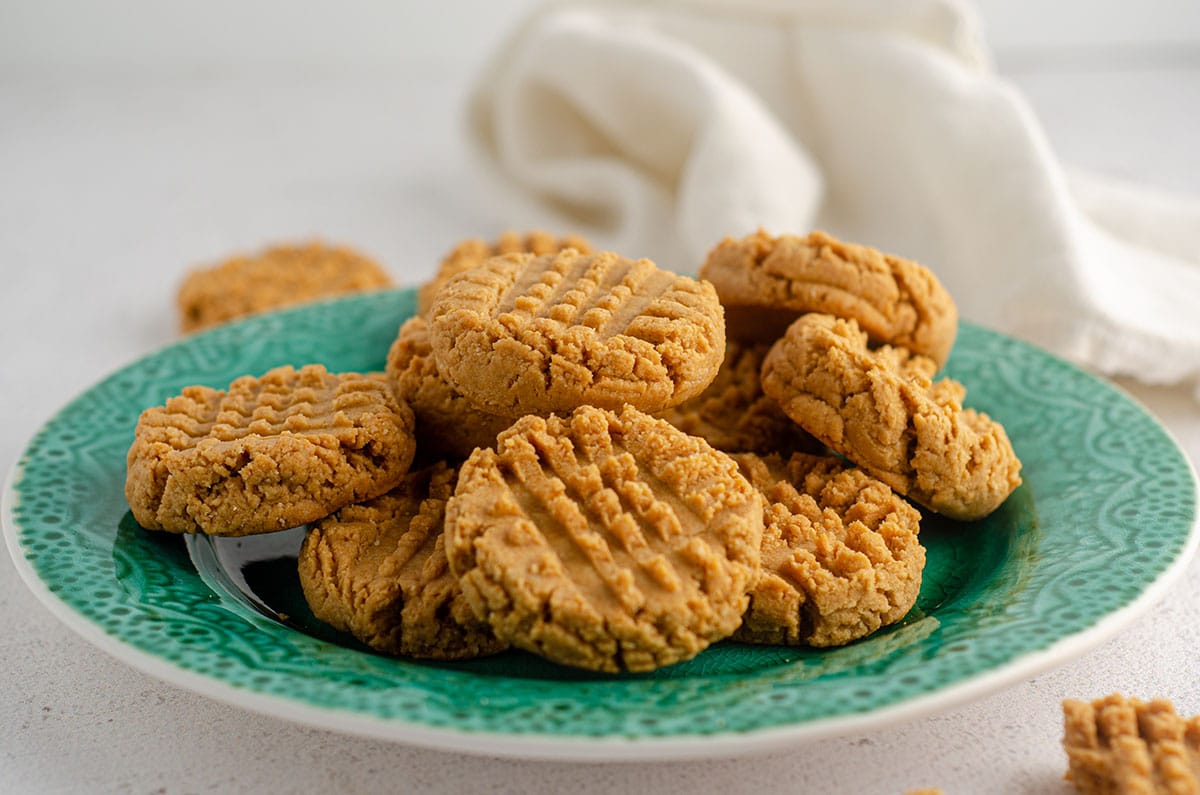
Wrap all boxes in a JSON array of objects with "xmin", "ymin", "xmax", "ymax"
[{"xmin": 126, "ymin": 228, "xmax": 1022, "ymax": 673}]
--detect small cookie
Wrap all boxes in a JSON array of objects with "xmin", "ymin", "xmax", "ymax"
[
  {"xmin": 178, "ymin": 242, "xmax": 393, "ymax": 332},
  {"xmin": 1063, "ymin": 694, "xmax": 1200, "ymax": 794},
  {"xmin": 699, "ymin": 229, "xmax": 957, "ymax": 366},
  {"xmin": 298, "ymin": 462, "xmax": 506, "ymax": 660},
  {"xmin": 418, "ymin": 230, "xmax": 592, "ymax": 316},
  {"xmin": 429, "ymin": 250, "xmax": 725, "ymax": 418},
  {"xmin": 444, "ymin": 405, "xmax": 763, "ymax": 673},
  {"xmin": 730, "ymin": 453, "xmax": 924, "ymax": 647},
  {"xmin": 385, "ymin": 316, "xmax": 513, "ymax": 460},
  {"xmin": 126, "ymin": 364, "xmax": 416, "ymax": 535},
  {"xmin": 761, "ymin": 314, "xmax": 1021, "ymax": 521},
  {"xmin": 656, "ymin": 338, "xmax": 819, "ymax": 455}
]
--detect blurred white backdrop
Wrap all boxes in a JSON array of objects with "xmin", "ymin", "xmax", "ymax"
[
  {"xmin": 3, "ymin": 1, "xmax": 1199, "ymax": 69},
  {"xmin": 3, "ymin": 1, "xmax": 1197, "ymax": 204}
]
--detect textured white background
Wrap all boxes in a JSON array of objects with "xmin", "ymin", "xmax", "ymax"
[{"xmin": 1, "ymin": 2, "xmax": 1198, "ymax": 793}]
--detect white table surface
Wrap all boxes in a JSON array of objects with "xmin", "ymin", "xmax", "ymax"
[{"xmin": 2, "ymin": 53, "xmax": 1198, "ymax": 795}]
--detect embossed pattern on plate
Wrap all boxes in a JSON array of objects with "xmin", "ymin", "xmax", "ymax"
[{"xmin": 4, "ymin": 288, "xmax": 1197, "ymax": 759}]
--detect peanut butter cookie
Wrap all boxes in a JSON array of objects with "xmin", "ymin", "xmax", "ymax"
[
  {"xmin": 178, "ymin": 242, "xmax": 392, "ymax": 332},
  {"xmin": 444, "ymin": 405, "xmax": 763, "ymax": 673},
  {"xmin": 418, "ymin": 230, "xmax": 591, "ymax": 316},
  {"xmin": 428, "ymin": 250, "xmax": 725, "ymax": 418},
  {"xmin": 1063, "ymin": 694, "xmax": 1200, "ymax": 794},
  {"xmin": 298, "ymin": 462, "xmax": 506, "ymax": 660},
  {"xmin": 730, "ymin": 453, "xmax": 924, "ymax": 647},
  {"xmin": 125, "ymin": 364, "xmax": 416, "ymax": 535},
  {"xmin": 385, "ymin": 316, "xmax": 513, "ymax": 460},
  {"xmin": 656, "ymin": 338, "xmax": 819, "ymax": 455},
  {"xmin": 700, "ymin": 229, "xmax": 957, "ymax": 366},
  {"xmin": 761, "ymin": 314, "xmax": 1021, "ymax": 521}
]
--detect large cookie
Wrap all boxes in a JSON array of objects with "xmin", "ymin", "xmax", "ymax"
[
  {"xmin": 298, "ymin": 462, "xmax": 506, "ymax": 660},
  {"xmin": 418, "ymin": 230, "xmax": 591, "ymax": 316},
  {"xmin": 1063, "ymin": 694, "xmax": 1200, "ymax": 794},
  {"xmin": 700, "ymin": 229, "xmax": 957, "ymax": 366},
  {"xmin": 125, "ymin": 364, "xmax": 416, "ymax": 535},
  {"xmin": 444, "ymin": 405, "xmax": 762, "ymax": 673},
  {"xmin": 730, "ymin": 453, "xmax": 924, "ymax": 647},
  {"xmin": 761, "ymin": 313, "xmax": 1021, "ymax": 521},
  {"xmin": 656, "ymin": 338, "xmax": 819, "ymax": 455},
  {"xmin": 178, "ymin": 242, "xmax": 392, "ymax": 333},
  {"xmin": 428, "ymin": 250, "xmax": 725, "ymax": 417},
  {"xmin": 385, "ymin": 316, "xmax": 513, "ymax": 460}
]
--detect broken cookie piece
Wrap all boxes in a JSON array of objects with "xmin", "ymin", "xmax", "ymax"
[{"xmin": 1063, "ymin": 693, "xmax": 1200, "ymax": 794}]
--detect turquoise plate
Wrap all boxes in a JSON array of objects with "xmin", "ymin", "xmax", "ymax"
[{"xmin": 4, "ymin": 288, "xmax": 1198, "ymax": 760}]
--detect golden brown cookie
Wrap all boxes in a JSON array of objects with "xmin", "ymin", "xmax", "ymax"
[
  {"xmin": 177, "ymin": 242, "xmax": 393, "ymax": 333},
  {"xmin": 125, "ymin": 364, "xmax": 416, "ymax": 535},
  {"xmin": 1063, "ymin": 694, "xmax": 1200, "ymax": 794},
  {"xmin": 444, "ymin": 405, "xmax": 763, "ymax": 673},
  {"xmin": 428, "ymin": 250, "xmax": 725, "ymax": 418},
  {"xmin": 699, "ymin": 229, "xmax": 957, "ymax": 366},
  {"xmin": 385, "ymin": 316, "xmax": 513, "ymax": 460},
  {"xmin": 730, "ymin": 453, "xmax": 924, "ymax": 647},
  {"xmin": 297, "ymin": 462, "xmax": 506, "ymax": 660},
  {"xmin": 761, "ymin": 314, "xmax": 1021, "ymax": 521},
  {"xmin": 656, "ymin": 338, "xmax": 819, "ymax": 455},
  {"xmin": 418, "ymin": 230, "xmax": 592, "ymax": 316}
]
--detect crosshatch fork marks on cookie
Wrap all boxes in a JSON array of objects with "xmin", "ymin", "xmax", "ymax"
[
  {"xmin": 125, "ymin": 364, "xmax": 416, "ymax": 536},
  {"xmin": 428, "ymin": 251, "xmax": 725, "ymax": 417},
  {"xmin": 494, "ymin": 251, "xmax": 682, "ymax": 341},
  {"xmin": 137, "ymin": 366, "xmax": 393, "ymax": 444},
  {"xmin": 445, "ymin": 406, "xmax": 762, "ymax": 673}
]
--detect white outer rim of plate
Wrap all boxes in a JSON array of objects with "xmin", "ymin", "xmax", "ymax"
[{"xmin": 4, "ymin": 423, "xmax": 1199, "ymax": 763}]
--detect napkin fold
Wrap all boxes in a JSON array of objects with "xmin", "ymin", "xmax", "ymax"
[{"xmin": 469, "ymin": 0, "xmax": 1200, "ymax": 397}]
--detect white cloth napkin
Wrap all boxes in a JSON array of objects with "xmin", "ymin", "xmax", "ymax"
[{"xmin": 468, "ymin": 0, "xmax": 1200, "ymax": 397}]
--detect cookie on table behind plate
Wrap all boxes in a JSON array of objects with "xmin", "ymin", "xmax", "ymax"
[
  {"xmin": 385, "ymin": 316, "xmax": 513, "ymax": 461},
  {"xmin": 125, "ymin": 364, "xmax": 416, "ymax": 535},
  {"xmin": 298, "ymin": 462, "xmax": 506, "ymax": 661},
  {"xmin": 730, "ymin": 452, "xmax": 924, "ymax": 648},
  {"xmin": 761, "ymin": 313, "xmax": 1021, "ymax": 521},
  {"xmin": 177, "ymin": 241, "xmax": 392, "ymax": 333},
  {"xmin": 444, "ymin": 405, "xmax": 762, "ymax": 673},
  {"xmin": 700, "ymin": 229, "xmax": 957, "ymax": 366},
  {"xmin": 418, "ymin": 230, "xmax": 592, "ymax": 316},
  {"xmin": 428, "ymin": 249, "xmax": 725, "ymax": 417}
]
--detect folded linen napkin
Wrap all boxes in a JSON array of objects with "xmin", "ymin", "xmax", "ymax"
[{"xmin": 469, "ymin": 0, "xmax": 1200, "ymax": 397}]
